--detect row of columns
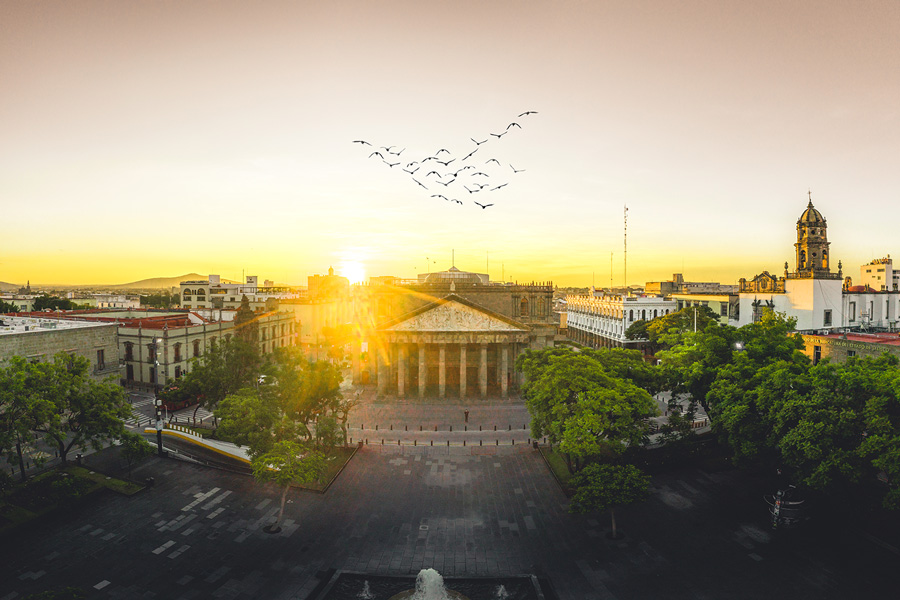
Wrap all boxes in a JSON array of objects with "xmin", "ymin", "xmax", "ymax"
[
  {"xmin": 374, "ymin": 342, "xmax": 511, "ymax": 399},
  {"xmin": 567, "ymin": 325, "xmax": 625, "ymax": 349}
]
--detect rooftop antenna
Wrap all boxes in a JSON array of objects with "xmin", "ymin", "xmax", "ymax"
[{"xmin": 624, "ymin": 205, "xmax": 628, "ymax": 296}]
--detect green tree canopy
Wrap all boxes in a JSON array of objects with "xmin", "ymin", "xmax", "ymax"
[
  {"xmin": 0, "ymin": 299, "xmax": 19, "ymax": 313},
  {"xmin": 251, "ymin": 440, "xmax": 326, "ymax": 532},
  {"xmin": 32, "ymin": 295, "xmax": 77, "ymax": 311},
  {"xmin": 570, "ymin": 463, "xmax": 651, "ymax": 539},
  {"xmin": 517, "ymin": 347, "xmax": 657, "ymax": 473}
]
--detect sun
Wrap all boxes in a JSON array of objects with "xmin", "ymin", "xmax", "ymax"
[{"xmin": 339, "ymin": 260, "xmax": 366, "ymax": 284}]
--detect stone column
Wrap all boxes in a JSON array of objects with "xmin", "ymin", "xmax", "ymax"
[
  {"xmin": 459, "ymin": 344, "xmax": 467, "ymax": 399},
  {"xmin": 397, "ymin": 344, "xmax": 406, "ymax": 398},
  {"xmin": 500, "ymin": 344, "xmax": 509, "ymax": 398},
  {"xmin": 479, "ymin": 343, "xmax": 488, "ymax": 398},
  {"xmin": 438, "ymin": 343, "xmax": 447, "ymax": 398},
  {"xmin": 418, "ymin": 344, "xmax": 426, "ymax": 398},
  {"xmin": 377, "ymin": 345, "xmax": 388, "ymax": 396}
]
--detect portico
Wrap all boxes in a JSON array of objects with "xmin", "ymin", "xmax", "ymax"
[{"xmin": 363, "ymin": 295, "xmax": 530, "ymax": 399}]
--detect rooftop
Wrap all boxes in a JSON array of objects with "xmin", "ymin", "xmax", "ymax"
[
  {"xmin": 805, "ymin": 332, "xmax": 900, "ymax": 347},
  {"xmin": 0, "ymin": 315, "xmax": 115, "ymax": 335}
]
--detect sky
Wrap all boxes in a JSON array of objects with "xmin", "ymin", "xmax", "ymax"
[{"xmin": 2, "ymin": 0, "xmax": 898, "ymax": 288}]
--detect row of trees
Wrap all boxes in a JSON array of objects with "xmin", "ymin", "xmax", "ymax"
[
  {"xmin": 525, "ymin": 307, "xmax": 900, "ymax": 512},
  {"xmin": 157, "ymin": 336, "xmax": 350, "ymax": 531},
  {"xmin": 0, "ymin": 354, "xmax": 133, "ymax": 480}
]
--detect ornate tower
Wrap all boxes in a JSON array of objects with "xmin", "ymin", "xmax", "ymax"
[{"xmin": 794, "ymin": 196, "xmax": 832, "ymax": 277}]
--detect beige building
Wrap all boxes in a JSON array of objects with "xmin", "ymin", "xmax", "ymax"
[
  {"xmin": 566, "ymin": 290, "xmax": 676, "ymax": 350},
  {"xmin": 349, "ymin": 267, "xmax": 557, "ymax": 399},
  {"xmin": 801, "ymin": 332, "xmax": 900, "ymax": 364},
  {"xmin": 181, "ymin": 274, "xmax": 300, "ymax": 311},
  {"xmin": 0, "ymin": 315, "xmax": 121, "ymax": 381}
]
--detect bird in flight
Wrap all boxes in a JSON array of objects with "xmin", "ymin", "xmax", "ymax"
[
  {"xmin": 471, "ymin": 171, "xmax": 490, "ymax": 177},
  {"xmin": 421, "ymin": 156, "xmax": 438, "ymax": 162},
  {"xmin": 463, "ymin": 185, "xmax": 479, "ymax": 194},
  {"xmin": 436, "ymin": 148, "xmax": 451, "ymax": 155},
  {"xmin": 490, "ymin": 183, "xmax": 508, "ymax": 191},
  {"xmin": 471, "ymin": 137, "xmax": 488, "ymax": 145},
  {"xmin": 406, "ymin": 161, "xmax": 419, "ymax": 168},
  {"xmin": 369, "ymin": 151, "xmax": 384, "ymax": 159},
  {"xmin": 474, "ymin": 202, "xmax": 494, "ymax": 209},
  {"xmin": 489, "ymin": 131, "xmax": 507, "ymax": 139},
  {"xmin": 474, "ymin": 183, "xmax": 490, "ymax": 189},
  {"xmin": 485, "ymin": 158, "xmax": 500, "ymax": 166},
  {"xmin": 510, "ymin": 164, "xmax": 525, "ymax": 173},
  {"xmin": 412, "ymin": 178, "xmax": 428, "ymax": 190},
  {"xmin": 381, "ymin": 146, "xmax": 396, "ymax": 152},
  {"xmin": 431, "ymin": 194, "xmax": 449, "ymax": 201},
  {"xmin": 452, "ymin": 199, "xmax": 463, "ymax": 205},
  {"xmin": 388, "ymin": 147, "xmax": 405, "ymax": 155},
  {"xmin": 462, "ymin": 148, "xmax": 478, "ymax": 161},
  {"xmin": 353, "ymin": 140, "xmax": 371, "ymax": 145},
  {"xmin": 403, "ymin": 166, "xmax": 420, "ymax": 175},
  {"xmin": 436, "ymin": 178, "xmax": 456, "ymax": 186},
  {"xmin": 425, "ymin": 170, "xmax": 441, "ymax": 177},
  {"xmin": 436, "ymin": 159, "xmax": 455, "ymax": 166},
  {"xmin": 383, "ymin": 160, "xmax": 400, "ymax": 168},
  {"xmin": 506, "ymin": 122, "xmax": 521, "ymax": 130},
  {"xmin": 518, "ymin": 111, "xmax": 538, "ymax": 117}
]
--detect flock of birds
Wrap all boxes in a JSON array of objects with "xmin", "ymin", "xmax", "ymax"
[{"xmin": 353, "ymin": 111, "xmax": 537, "ymax": 209}]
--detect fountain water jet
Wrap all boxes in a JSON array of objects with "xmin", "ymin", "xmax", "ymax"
[{"xmin": 388, "ymin": 569, "xmax": 468, "ymax": 600}]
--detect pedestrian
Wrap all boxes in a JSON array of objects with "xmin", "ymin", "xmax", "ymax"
[{"xmin": 464, "ymin": 409, "xmax": 469, "ymax": 424}]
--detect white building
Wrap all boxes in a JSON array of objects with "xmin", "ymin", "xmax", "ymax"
[
  {"xmin": 859, "ymin": 257, "xmax": 898, "ymax": 292},
  {"xmin": 181, "ymin": 274, "xmax": 300, "ymax": 310},
  {"xmin": 738, "ymin": 199, "xmax": 899, "ymax": 332},
  {"xmin": 566, "ymin": 290, "xmax": 676, "ymax": 349}
]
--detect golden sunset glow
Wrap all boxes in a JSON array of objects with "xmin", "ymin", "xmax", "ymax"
[{"xmin": 1, "ymin": 1, "xmax": 898, "ymax": 287}]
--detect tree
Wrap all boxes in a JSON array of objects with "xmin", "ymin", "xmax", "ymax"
[
  {"xmin": 32, "ymin": 295, "xmax": 77, "ymax": 311},
  {"xmin": 251, "ymin": 440, "xmax": 325, "ymax": 532},
  {"xmin": 518, "ymin": 348, "xmax": 657, "ymax": 473},
  {"xmin": 120, "ymin": 431, "xmax": 155, "ymax": 479},
  {"xmin": 569, "ymin": 463, "xmax": 650, "ymax": 539},
  {"xmin": 0, "ymin": 357, "xmax": 39, "ymax": 480},
  {"xmin": 140, "ymin": 292, "xmax": 179, "ymax": 309},
  {"xmin": 26, "ymin": 353, "xmax": 131, "ymax": 465},
  {"xmin": 0, "ymin": 299, "xmax": 19, "ymax": 313}
]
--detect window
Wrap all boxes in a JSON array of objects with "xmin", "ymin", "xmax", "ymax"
[
  {"xmin": 520, "ymin": 298, "xmax": 528, "ymax": 316},
  {"xmin": 175, "ymin": 366, "xmax": 182, "ymax": 378},
  {"xmin": 147, "ymin": 344, "xmax": 156, "ymax": 362},
  {"xmin": 847, "ymin": 350, "xmax": 856, "ymax": 358},
  {"xmin": 824, "ymin": 310, "xmax": 832, "ymax": 326},
  {"xmin": 720, "ymin": 304, "xmax": 728, "ymax": 317},
  {"xmin": 173, "ymin": 343, "xmax": 182, "ymax": 362},
  {"xmin": 126, "ymin": 364, "xmax": 134, "ymax": 381},
  {"xmin": 193, "ymin": 340, "xmax": 201, "ymax": 357},
  {"xmin": 849, "ymin": 302, "xmax": 856, "ymax": 321},
  {"xmin": 813, "ymin": 345, "xmax": 821, "ymax": 365},
  {"xmin": 96, "ymin": 349, "xmax": 105, "ymax": 370},
  {"xmin": 124, "ymin": 342, "xmax": 134, "ymax": 361}
]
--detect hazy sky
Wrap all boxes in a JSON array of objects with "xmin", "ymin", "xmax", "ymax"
[{"xmin": 2, "ymin": 0, "xmax": 898, "ymax": 287}]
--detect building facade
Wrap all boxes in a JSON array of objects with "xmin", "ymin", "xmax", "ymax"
[
  {"xmin": 347, "ymin": 267, "xmax": 557, "ymax": 399},
  {"xmin": 565, "ymin": 291, "xmax": 676, "ymax": 349},
  {"xmin": 0, "ymin": 315, "xmax": 121, "ymax": 380},
  {"xmin": 181, "ymin": 274, "xmax": 300, "ymax": 310}
]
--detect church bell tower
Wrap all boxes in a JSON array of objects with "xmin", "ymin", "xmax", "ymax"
[{"xmin": 795, "ymin": 195, "xmax": 831, "ymax": 277}]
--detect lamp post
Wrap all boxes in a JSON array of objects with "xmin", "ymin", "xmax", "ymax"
[{"xmin": 154, "ymin": 337, "xmax": 165, "ymax": 456}]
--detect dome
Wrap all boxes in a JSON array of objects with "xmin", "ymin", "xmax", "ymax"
[
  {"xmin": 798, "ymin": 200, "xmax": 825, "ymax": 224},
  {"xmin": 424, "ymin": 266, "xmax": 483, "ymax": 284}
]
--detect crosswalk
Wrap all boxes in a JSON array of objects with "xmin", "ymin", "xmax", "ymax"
[
  {"xmin": 125, "ymin": 395, "xmax": 156, "ymax": 428},
  {"xmin": 123, "ymin": 392, "xmax": 215, "ymax": 428}
]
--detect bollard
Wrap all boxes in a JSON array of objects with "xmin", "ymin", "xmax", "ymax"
[
  {"xmin": 447, "ymin": 440, "xmax": 450, "ymax": 447},
  {"xmin": 420, "ymin": 425, "xmax": 423, "ymax": 431},
  {"xmin": 544, "ymin": 437, "xmax": 547, "ymax": 444},
  {"xmin": 350, "ymin": 437, "xmax": 353, "ymax": 444},
  {"xmin": 398, "ymin": 439, "xmax": 401, "ymax": 446},
  {"xmin": 508, "ymin": 424, "xmax": 511, "ymax": 431},
  {"xmin": 376, "ymin": 424, "xmax": 379, "ymax": 431},
  {"xmin": 430, "ymin": 440, "xmax": 433, "ymax": 446},
  {"xmin": 494, "ymin": 425, "xmax": 497, "ymax": 431},
  {"xmin": 524, "ymin": 424, "xmax": 527, "ymax": 430},
  {"xmin": 528, "ymin": 438, "xmax": 531, "ymax": 444},
  {"xmin": 512, "ymin": 439, "xmax": 515, "ymax": 445},
  {"xmin": 480, "ymin": 440, "xmax": 482, "ymax": 446},
  {"xmin": 366, "ymin": 438, "xmax": 368, "ymax": 444},
  {"xmin": 435, "ymin": 425, "xmax": 438, "ymax": 432},
  {"xmin": 479, "ymin": 425, "xmax": 482, "ymax": 431},
  {"xmin": 381, "ymin": 439, "xmax": 384, "ymax": 445},
  {"xmin": 496, "ymin": 439, "xmax": 499, "ymax": 446},
  {"xmin": 463, "ymin": 440, "xmax": 466, "ymax": 446},
  {"xmin": 414, "ymin": 440, "xmax": 417, "ymax": 446},
  {"xmin": 390, "ymin": 424, "xmax": 393, "ymax": 431},
  {"xmin": 405, "ymin": 425, "xmax": 408, "ymax": 431},
  {"xmin": 464, "ymin": 425, "xmax": 467, "ymax": 431},
  {"xmin": 450, "ymin": 425, "xmax": 453, "ymax": 432}
]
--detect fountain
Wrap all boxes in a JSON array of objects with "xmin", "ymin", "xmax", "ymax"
[{"xmin": 319, "ymin": 568, "xmax": 543, "ymax": 600}]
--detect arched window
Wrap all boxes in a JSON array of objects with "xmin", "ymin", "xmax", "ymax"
[
  {"xmin": 629, "ymin": 309, "xmax": 634, "ymax": 321},
  {"xmin": 653, "ymin": 309, "xmax": 658, "ymax": 318},
  {"xmin": 173, "ymin": 343, "xmax": 182, "ymax": 362},
  {"xmin": 193, "ymin": 340, "xmax": 201, "ymax": 358},
  {"xmin": 641, "ymin": 309, "xmax": 646, "ymax": 320},
  {"xmin": 520, "ymin": 297, "xmax": 528, "ymax": 316},
  {"xmin": 196, "ymin": 289, "xmax": 206, "ymax": 297},
  {"xmin": 183, "ymin": 289, "xmax": 193, "ymax": 298}
]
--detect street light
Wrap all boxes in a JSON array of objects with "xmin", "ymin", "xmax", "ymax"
[{"xmin": 154, "ymin": 338, "xmax": 165, "ymax": 457}]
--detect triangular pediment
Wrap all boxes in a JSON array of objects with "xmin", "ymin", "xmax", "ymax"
[{"xmin": 380, "ymin": 295, "xmax": 529, "ymax": 332}]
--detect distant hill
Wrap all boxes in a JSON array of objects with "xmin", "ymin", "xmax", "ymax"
[
  {"xmin": 106, "ymin": 273, "xmax": 236, "ymax": 290},
  {"xmin": 0, "ymin": 281, "xmax": 20, "ymax": 292}
]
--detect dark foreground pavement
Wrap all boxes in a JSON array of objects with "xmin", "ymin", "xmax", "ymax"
[{"xmin": 1, "ymin": 445, "xmax": 896, "ymax": 599}]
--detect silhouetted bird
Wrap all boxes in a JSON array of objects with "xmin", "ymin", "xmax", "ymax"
[
  {"xmin": 464, "ymin": 185, "xmax": 479, "ymax": 194},
  {"xmin": 353, "ymin": 140, "xmax": 372, "ymax": 145},
  {"xmin": 471, "ymin": 137, "xmax": 488, "ymax": 145},
  {"xmin": 369, "ymin": 151, "xmax": 384, "ymax": 159},
  {"xmin": 431, "ymin": 194, "xmax": 449, "ymax": 201},
  {"xmin": 506, "ymin": 122, "xmax": 521, "ymax": 130},
  {"xmin": 518, "ymin": 111, "xmax": 538, "ymax": 116},
  {"xmin": 489, "ymin": 131, "xmax": 507, "ymax": 139},
  {"xmin": 436, "ymin": 148, "xmax": 451, "ymax": 155},
  {"xmin": 452, "ymin": 199, "xmax": 463, "ymax": 205},
  {"xmin": 490, "ymin": 183, "xmax": 508, "ymax": 191},
  {"xmin": 425, "ymin": 171, "xmax": 441, "ymax": 177},
  {"xmin": 474, "ymin": 202, "xmax": 494, "ymax": 209},
  {"xmin": 412, "ymin": 178, "xmax": 428, "ymax": 190},
  {"xmin": 485, "ymin": 159, "xmax": 500, "ymax": 165},
  {"xmin": 381, "ymin": 146, "xmax": 396, "ymax": 152},
  {"xmin": 436, "ymin": 159, "xmax": 455, "ymax": 166},
  {"xmin": 403, "ymin": 166, "xmax": 420, "ymax": 175},
  {"xmin": 510, "ymin": 164, "xmax": 525, "ymax": 173},
  {"xmin": 471, "ymin": 171, "xmax": 490, "ymax": 177},
  {"xmin": 406, "ymin": 161, "xmax": 419, "ymax": 168},
  {"xmin": 383, "ymin": 161, "xmax": 400, "ymax": 168},
  {"xmin": 389, "ymin": 148, "xmax": 405, "ymax": 155},
  {"xmin": 462, "ymin": 148, "xmax": 478, "ymax": 161},
  {"xmin": 436, "ymin": 178, "xmax": 456, "ymax": 186}
]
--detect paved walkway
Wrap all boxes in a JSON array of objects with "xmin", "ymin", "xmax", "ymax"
[{"xmin": 1, "ymin": 442, "xmax": 896, "ymax": 599}]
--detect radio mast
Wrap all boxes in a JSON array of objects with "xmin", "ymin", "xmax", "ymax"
[{"xmin": 623, "ymin": 205, "xmax": 628, "ymax": 296}]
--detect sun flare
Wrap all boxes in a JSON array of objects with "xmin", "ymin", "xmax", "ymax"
[{"xmin": 339, "ymin": 260, "xmax": 366, "ymax": 284}]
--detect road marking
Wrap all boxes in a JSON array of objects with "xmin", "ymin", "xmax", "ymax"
[
  {"xmin": 93, "ymin": 580, "xmax": 111, "ymax": 589},
  {"xmin": 151, "ymin": 540, "xmax": 176, "ymax": 555}
]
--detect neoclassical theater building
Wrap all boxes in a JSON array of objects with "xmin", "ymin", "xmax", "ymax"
[{"xmin": 348, "ymin": 268, "xmax": 557, "ymax": 399}]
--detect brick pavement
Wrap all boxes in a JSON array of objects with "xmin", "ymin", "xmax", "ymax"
[{"xmin": 1, "ymin": 441, "xmax": 896, "ymax": 599}]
